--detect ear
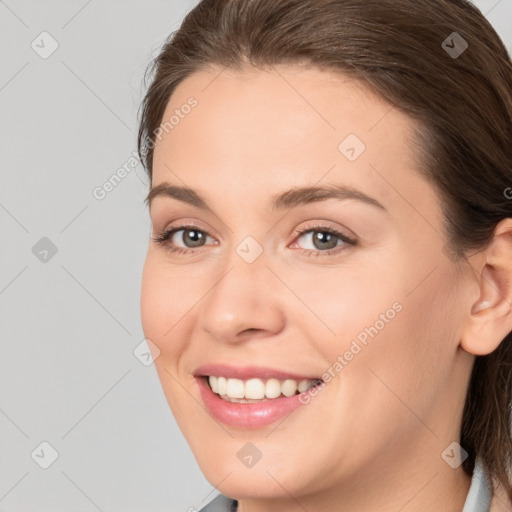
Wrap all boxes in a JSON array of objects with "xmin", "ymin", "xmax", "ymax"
[{"xmin": 460, "ymin": 218, "xmax": 512, "ymax": 356}]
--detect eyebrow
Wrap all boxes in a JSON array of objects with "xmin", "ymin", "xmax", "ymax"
[{"xmin": 145, "ymin": 181, "xmax": 386, "ymax": 212}]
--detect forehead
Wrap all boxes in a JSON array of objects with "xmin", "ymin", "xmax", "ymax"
[
  {"xmin": 151, "ymin": 64, "xmax": 432, "ymax": 218},
  {"xmin": 156, "ymin": 64, "xmax": 406, "ymax": 155}
]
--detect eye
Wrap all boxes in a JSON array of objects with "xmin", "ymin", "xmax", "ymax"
[
  {"xmin": 152, "ymin": 224, "xmax": 216, "ymax": 255},
  {"xmin": 291, "ymin": 223, "xmax": 357, "ymax": 257},
  {"xmin": 152, "ymin": 222, "xmax": 357, "ymax": 257}
]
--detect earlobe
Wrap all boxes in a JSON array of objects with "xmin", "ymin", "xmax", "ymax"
[{"xmin": 460, "ymin": 219, "xmax": 512, "ymax": 356}]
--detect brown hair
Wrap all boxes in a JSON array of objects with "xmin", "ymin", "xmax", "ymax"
[{"xmin": 137, "ymin": 0, "xmax": 512, "ymax": 500}]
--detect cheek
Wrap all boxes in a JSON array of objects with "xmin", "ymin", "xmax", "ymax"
[
  {"xmin": 338, "ymin": 265, "xmax": 460, "ymax": 431},
  {"xmin": 313, "ymin": 257, "xmax": 460, "ymax": 438},
  {"xmin": 140, "ymin": 252, "xmax": 197, "ymax": 340},
  {"xmin": 140, "ymin": 257, "xmax": 197, "ymax": 424},
  {"xmin": 286, "ymin": 261, "xmax": 399, "ymax": 348},
  {"xmin": 140, "ymin": 259, "xmax": 165, "ymax": 341}
]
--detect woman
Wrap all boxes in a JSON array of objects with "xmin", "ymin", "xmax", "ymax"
[{"xmin": 138, "ymin": 1, "xmax": 512, "ymax": 510}]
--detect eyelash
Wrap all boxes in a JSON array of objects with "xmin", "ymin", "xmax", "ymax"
[{"xmin": 152, "ymin": 222, "xmax": 357, "ymax": 257}]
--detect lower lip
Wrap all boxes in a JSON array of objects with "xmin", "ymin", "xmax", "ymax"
[{"xmin": 196, "ymin": 377, "xmax": 318, "ymax": 428}]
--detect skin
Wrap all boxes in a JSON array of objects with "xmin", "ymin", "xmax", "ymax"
[{"xmin": 140, "ymin": 64, "xmax": 512, "ymax": 512}]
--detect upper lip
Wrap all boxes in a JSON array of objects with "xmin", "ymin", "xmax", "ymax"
[{"xmin": 194, "ymin": 363, "xmax": 322, "ymax": 381}]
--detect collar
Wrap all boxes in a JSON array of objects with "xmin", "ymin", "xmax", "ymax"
[{"xmin": 462, "ymin": 455, "xmax": 492, "ymax": 512}]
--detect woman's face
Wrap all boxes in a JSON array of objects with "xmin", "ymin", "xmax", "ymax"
[{"xmin": 141, "ymin": 65, "xmax": 475, "ymax": 502}]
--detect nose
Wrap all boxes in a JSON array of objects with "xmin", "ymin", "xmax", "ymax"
[{"xmin": 199, "ymin": 249, "xmax": 286, "ymax": 343}]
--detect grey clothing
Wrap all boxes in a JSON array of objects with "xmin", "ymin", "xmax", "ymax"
[{"xmin": 199, "ymin": 493, "xmax": 237, "ymax": 512}]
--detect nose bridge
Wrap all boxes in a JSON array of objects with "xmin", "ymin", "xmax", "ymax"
[
  {"xmin": 198, "ymin": 236, "xmax": 286, "ymax": 340},
  {"xmin": 211, "ymin": 236, "xmax": 271, "ymax": 309}
]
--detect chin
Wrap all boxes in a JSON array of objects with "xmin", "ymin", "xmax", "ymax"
[
  {"xmin": 207, "ymin": 470, "xmax": 296, "ymax": 500},
  {"xmin": 195, "ymin": 448, "xmax": 309, "ymax": 500}
]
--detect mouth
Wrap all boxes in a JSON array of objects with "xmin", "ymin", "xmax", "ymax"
[
  {"xmin": 205, "ymin": 375, "xmax": 322, "ymax": 403},
  {"xmin": 193, "ymin": 365, "xmax": 325, "ymax": 428}
]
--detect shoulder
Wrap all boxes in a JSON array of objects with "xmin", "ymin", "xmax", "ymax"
[{"xmin": 198, "ymin": 494, "xmax": 237, "ymax": 512}]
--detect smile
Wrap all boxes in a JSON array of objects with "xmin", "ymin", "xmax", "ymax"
[
  {"xmin": 208, "ymin": 376, "xmax": 320, "ymax": 402},
  {"xmin": 194, "ymin": 365, "xmax": 325, "ymax": 428}
]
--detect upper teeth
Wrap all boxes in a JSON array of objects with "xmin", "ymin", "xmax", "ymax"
[{"xmin": 208, "ymin": 376, "xmax": 319, "ymax": 400}]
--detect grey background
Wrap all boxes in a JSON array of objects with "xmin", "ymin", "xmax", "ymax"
[{"xmin": 0, "ymin": 1, "xmax": 511, "ymax": 511}]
